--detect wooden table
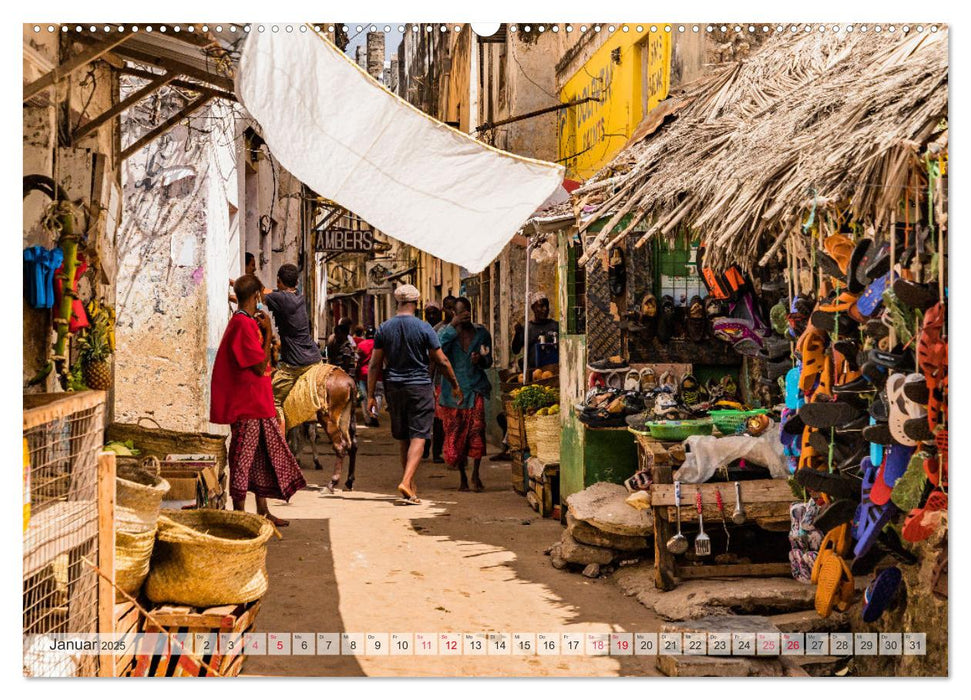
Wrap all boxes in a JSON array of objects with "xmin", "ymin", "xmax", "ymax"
[{"xmin": 650, "ymin": 477, "xmax": 795, "ymax": 591}]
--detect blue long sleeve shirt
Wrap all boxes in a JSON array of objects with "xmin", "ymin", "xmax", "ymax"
[{"xmin": 437, "ymin": 323, "xmax": 494, "ymax": 409}]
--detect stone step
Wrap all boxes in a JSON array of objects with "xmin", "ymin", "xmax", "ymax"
[{"xmin": 770, "ymin": 609, "xmax": 850, "ymax": 634}]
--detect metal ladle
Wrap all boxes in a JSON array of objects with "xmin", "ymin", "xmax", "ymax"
[
  {"xmin": 732, "ymin": 481, "xmax": 746, "ymax": 525},
  {"xmin": 666, "ymin": 481, "xmax": 689, "ymax": 555}
]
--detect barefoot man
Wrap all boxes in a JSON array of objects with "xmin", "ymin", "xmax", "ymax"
[
  {"xmin": 210, "ymin": 274, "xmax": 306, "ymax": 527},
  {"xmin": 437, "ymin": 297, "xmax": 494, "ymax": 492},
  {"xmin": 367, "ymin": 284, "xmax": 462, "ymax": 504}
]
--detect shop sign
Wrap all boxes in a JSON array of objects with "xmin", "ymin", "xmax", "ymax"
[{"xmin": 317, "ymin": 228, "xmax": 375, "ymax": 252}]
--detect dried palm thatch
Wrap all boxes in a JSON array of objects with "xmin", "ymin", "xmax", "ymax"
[{"xmin": 576, "ymin": 28, "xmax": 948, "ymax": 269}]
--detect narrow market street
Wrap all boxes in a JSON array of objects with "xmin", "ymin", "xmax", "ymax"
[{"xmin": 245, "ymin": 421, "xmax": 662, "ymax": 677}]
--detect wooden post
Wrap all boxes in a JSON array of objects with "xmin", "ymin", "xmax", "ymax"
[
  {"xmin": 97, "ymin": 451, "xmax": 116, "ymax": 677},
  {"xmin": 651, "ymin": 463, "xmax": 676, "ymax": 591}
]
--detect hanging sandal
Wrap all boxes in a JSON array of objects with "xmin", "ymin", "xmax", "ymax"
[
  {"xmin": 797, "ymin": 329, "xmax": 827, "ymax": 395},
  {"xmin": 901, "ymin": 490, "xmax": 947, "ymax": 543},
  {"xmin": 861, "ymin": 567, "xmax": 903, "ymax": 623}
]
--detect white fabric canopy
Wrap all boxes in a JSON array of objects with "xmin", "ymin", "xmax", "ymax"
[{"xmin": 237, "ymin": 28, "xmax": 564, "ymax": 273}]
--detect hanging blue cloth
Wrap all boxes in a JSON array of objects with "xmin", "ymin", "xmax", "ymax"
[{"xmin": 23, "ymin": 245, "xmax": 63, "ymax": 309}]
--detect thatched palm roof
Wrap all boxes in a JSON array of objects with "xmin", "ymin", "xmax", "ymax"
[{"xmin": 576, "ymin": 27, "xmax": 948, "ymax": 269}]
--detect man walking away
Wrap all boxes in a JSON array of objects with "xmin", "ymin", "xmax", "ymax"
[
  {"xmin": 355, "ymin": 326, "xmax": 380, "ymax": 426},
  {"xmin": 265, "ymin": 263, "xmax": 322, "ymax": 431},
  {"xmin": 368, "ymin": 284, "xmax": 462, "ymax": 504},
  {"xmin": 211, "ymin": 274, "xmax": 306, "ymax": 527},
  {"xmin": 438, "ymin": 297, "xmax": 494, "ymax": 491}
]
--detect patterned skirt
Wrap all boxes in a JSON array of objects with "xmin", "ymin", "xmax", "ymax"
[
  {"xmin": 439, "ymin": 394, "xmax": 487, "ymax": 465},
  {"xmin": 229, "ymin": 418, "xmax": 307, "ymax": 502}
]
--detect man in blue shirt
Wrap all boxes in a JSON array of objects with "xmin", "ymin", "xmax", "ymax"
[
  {"xmin": 437, "ymin": 297, "xmax": 494, "ymax": 492},
  {"xmin": 368, "ymin": 284, "xmax": 461, "ymax": 504}
]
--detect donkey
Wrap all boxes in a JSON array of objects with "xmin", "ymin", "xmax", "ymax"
[{"xmin": 286, "ymin": 364, "xmax": 359, "ymax": 492}]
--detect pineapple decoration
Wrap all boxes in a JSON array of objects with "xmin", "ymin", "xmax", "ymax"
[{"xmin": 76, "ymin": 299, "xmax": 116, "ymax": 391}]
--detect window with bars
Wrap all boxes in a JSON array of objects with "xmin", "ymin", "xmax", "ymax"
[
  {"xmin": 566, "ymin": 239, "xmax": 586, "ymax": 334},
  {"xmin": 653, "ymin": 230, "xmax": 706, "ymax": 306}
]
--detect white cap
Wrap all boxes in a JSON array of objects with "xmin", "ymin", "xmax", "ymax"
[{"xmin": 394, "ymin": 284, "xmax": 420, "ymax": 302}]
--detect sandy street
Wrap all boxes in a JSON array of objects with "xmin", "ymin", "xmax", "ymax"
[{"xmin": 243, "ymin": 420, "xmax": 662, "ymax": 677}]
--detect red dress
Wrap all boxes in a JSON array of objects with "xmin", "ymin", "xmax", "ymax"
[{"xmin": 210, "ymin": 312, "xmax": 275, "ymax": 424}]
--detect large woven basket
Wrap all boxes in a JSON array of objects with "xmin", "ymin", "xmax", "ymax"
[
  {"xmin": 533, "ymin": 414, "xmax": 561, "ymax": 464},
  {"xmin": 107, "ymin": 417, "xmax": 228, "ymax": 473},
  {"xmin": 145, "ymin": 509, "xmax": 275, "ymax": 607},
  {"xmin": 115, "ymin": 528, "xmax": 156, "ymax": 602},
  {"xmin": 116, "ymin": 459, "xmax": 170, "ymax": 534}
]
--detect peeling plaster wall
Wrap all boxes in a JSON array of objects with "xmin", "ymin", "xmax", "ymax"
[{"xmin": 114, "ymin": 100, "xmax": 237, "ymax": 433}]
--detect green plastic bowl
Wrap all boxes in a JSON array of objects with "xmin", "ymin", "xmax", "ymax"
[{"xmin": 646, "ymin": 418, "xmax": 714, "ymax": 441}]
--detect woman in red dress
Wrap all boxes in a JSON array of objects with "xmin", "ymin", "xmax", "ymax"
[{"xmin": 210, "ymin": 274, "xmax": 306, "ymax": 527}]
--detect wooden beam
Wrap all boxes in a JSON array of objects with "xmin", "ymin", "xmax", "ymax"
[
  {"xmin": 24, "ymin": 32, "xmax": 135, "ymax": 102},
  {"xmin": 108, "ymin": 44, "xmax": 235, "ymax": 92},
  {"xmin": 73, "ymin": 71, "xmax": 176, "ymax": 144},
  {"xmin": 96, "ymin": 451, "xmax": 116, "ymax": 677},
  {"xmin": 120, "ymin": 66, "xmax": 237, "ymax": 102},
  {"xmin": 120, "ymin": 93, "xmax": 212, "ymax": 161}
]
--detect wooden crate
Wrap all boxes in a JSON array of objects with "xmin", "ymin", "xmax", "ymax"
[
  {"xmin": 113, "ymin": 602, "xmax": 141, "ymax": 677},
  {"xmin": 649, "ymin": 478, "xmax": 794, "ymax": 591},
  {"xmin": 526, "ymin": 457, "xmax": 560, "ymax": 518},
  {"xmin": 131, "ymin": 599, "xmax": 261, "ymax": 677},
  {"xmin": 510, "ymin": 450, "xmax": 527, "ymax": 495},
  {"xmin": 503, "ymin": 402, "xmax": 526, "ymax": 453}
]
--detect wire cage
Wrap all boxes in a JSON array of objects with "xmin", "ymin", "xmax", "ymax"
[{"xmin": 23, "ymin": 392, "xmax": 106, "ymax": 678}]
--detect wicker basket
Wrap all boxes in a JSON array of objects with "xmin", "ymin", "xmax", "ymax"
[
  {"xmin": 145, "ymin": 509, "xmax": 275, "ymax": 607},
  {"xmin": 107, "ymin": 418, "xmax": 228, "ymax": 473},
  {"xmin": 116, "ymin": 459, "xmax": 170, "ymax": 534},
  {"xmin": 115, "ymin": 528, "xmax": 156, "ymax": 602},
  {"xmin": 533, "ymin": 414, "xmax": 561, "ymax": 463}
]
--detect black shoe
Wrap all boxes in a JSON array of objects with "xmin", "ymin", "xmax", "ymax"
[
  {"xmin": 794, "ymin": 468, "xmax": 860, "ymax": 500},
  {"xmin": 847, "ymin": 239, "xmax": 873, "ymax": 294},
  {"xmin": 833, "ymin": 340, "xmax": 861, "ymax": 370},
  {"xmin": 813, "ymin": 499, "xmax": 859, "ymax": 532},
  {"xmin": 811, "ymin": 310, "xmax": 859, "ymax": 337},
  {"xmin": 903, "ymin": 374, "xmax": 929, "ymax": 405},
  {"xmin": 799, "ymin": 401, "xmax": 860, "ymax": 429},
  {"xmin": 869, "ymin": 392, "xmax": 890, "ymax": 422},
  {"xmin": 759, "ymin": 335, "xmax": 791, "ymax": 361},
  {"xmin": 833, "ymin": 376, "xmax": 875, "ymax": 396},
  {"xmin": 864, "ymin": 244, "xmax": 891, "ymax": 281},
  {"xmin": 903, "ymin": 416, "xmax": 934, "ymax": 442},
  {"xmin": 862, "ymin": 422, "xmax": 893, "ymax": 445},
  {"xmin": 892, "ymin": 279, "xmax": 938, "ymax": 312}
]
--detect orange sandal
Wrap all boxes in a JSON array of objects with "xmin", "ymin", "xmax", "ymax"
[{"xmin": 798, "ymin": 328, "xmax": 828, "ymax": 395}]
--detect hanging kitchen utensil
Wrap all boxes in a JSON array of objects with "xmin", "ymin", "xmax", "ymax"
[
  {"xmin": 716, "ymin": 487, "xmax": 731, "ymax": 553},
  {"xmin": 732, "ymin": 481, "xmax": 747, "ymax": 525},
  {"xmin": 666, "ymin": 481, "xmax": 689, "ymax": 555},
  {"xmin": 694, "ymin": 491, "xmax": 711, "ymax": 557}
]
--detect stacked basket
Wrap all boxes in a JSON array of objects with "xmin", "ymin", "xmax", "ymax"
[{"xmin": 115, "ymin": 459, "xmax": 170, "ymax": 602}]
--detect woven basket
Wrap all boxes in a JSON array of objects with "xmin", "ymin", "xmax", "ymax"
[
  {"xmin": 107, "ymin": 417, "xmax": 228, "ymax": 473},
  {"xmin": 523, "ymin": 414, "xmax": 539, "ymax": 456},
  {"xmin": 116, "ymin": 459, "xmax": 170, "ymax": 534},
  {"xmin": 533, "ymin": 414, "xmax": 561, "ymax": 463},
  {"xmin": 145, "ymin": 509, "xmax": 275, "ymax": 607},
  {"xmin": 115, "ymin": 528, "xmax": 156, "ymax": 602}
]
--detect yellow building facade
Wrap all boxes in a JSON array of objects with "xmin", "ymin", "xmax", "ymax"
[{"xmin": 558, "ymin": 29, "xmax": 671, "ymax": 181}]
